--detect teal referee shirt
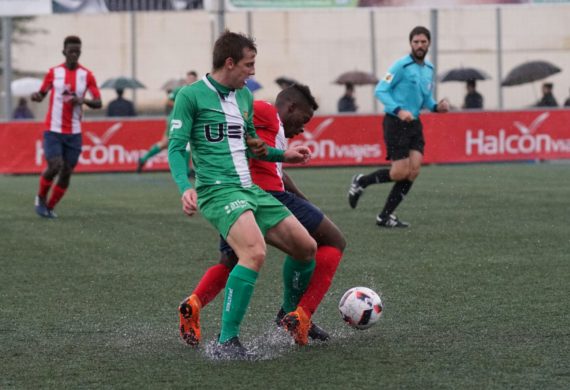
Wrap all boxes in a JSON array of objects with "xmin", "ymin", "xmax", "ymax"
[{"xmin": 375, "ymin": 54, "xmax": 438, "ymax": 118}]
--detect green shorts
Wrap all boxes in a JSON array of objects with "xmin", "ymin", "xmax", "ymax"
[{"xmin": 198, "ymin": 184, "xmax": 291, "ymax": 239}]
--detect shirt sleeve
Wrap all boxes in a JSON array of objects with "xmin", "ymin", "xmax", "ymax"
[
  {"xmin": 168, "ymin": 90, "xmax": 196, "ymax": 194},
  {"xmin": 39, "ymin": 69, "xmax": 54, "ymax": 94},
  {"xmin": 423, "ymin": 68, "xmax": 438, "ymax": 112},
  {"xmin": 168, "ymin": 138, "xmax": 192, "ymax": 194},
  {"xmin": 86, "ymin": 72, "xmax": 101, "ymax": 100},
  {"xmin": 375, "ymin": 61, "xmax": 403, "ymax": 115}
]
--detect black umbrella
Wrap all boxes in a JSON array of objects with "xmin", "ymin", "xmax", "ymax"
[
  {"xmin": 439, "ymin": 67, "xmax": 491, "ymax": 82},
  {"xmin": 501, "ymin": 61, "xmax": 561, "ymax": 87},
  {"xmin": 100, "ymin": 76, "xmax": 146, "ymax": 90},
  {"xmin": 334, "ymin": 71, "xmax": 378, "ymax": 86}
]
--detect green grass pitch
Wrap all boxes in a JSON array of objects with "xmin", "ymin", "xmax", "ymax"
[{"xmin": 1, "ymin": 164, "xmax": 569, "ymax": 389}]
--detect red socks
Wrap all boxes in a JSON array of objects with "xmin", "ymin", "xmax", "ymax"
[
  {"xmin": 39, "ymin": 177, "xmax": 68, "ymax": 210},
  {"xmin": 298, "ymin": 245, "xmax": 343, "ymax": 317},
  {"xmin": 192, "ymin": 263, "xmax": 231, "ymax": 307},
  {"xmin": 38, "ymin": 176, "xmax": 53, "ymax": 199},
  {"xmin": 47, "ymin": 185, "xmax": 67, "ymax": 209}
]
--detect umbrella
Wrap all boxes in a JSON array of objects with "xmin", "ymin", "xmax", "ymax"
[
  {"xmin": 100, "ymin": 76, "xmax": 146, "ymax": 90},
  {"xmin": 11, "ymin": 77, "xmax": 43, "ymax": 96},
  {"xmin": 245, "ymin": 78, "xmax": 262, "ymax": 93},
  {"xmin": 161, "ymin": 78, "xmax": 186, "ymax": 91},
  {"xmin": 275, "ymin": 76, "xmax": 298, "ymax": 89},
  {"xmin": 501, "ymin": 60, "xmax": 561, "ymax": 87},
  {"xmin": 439, "ymin": 67, "xmax": 491, "ymax": 82},
  {"xmin": 334, "ymin": 70, "xmax": 378, "ymax": 86}
]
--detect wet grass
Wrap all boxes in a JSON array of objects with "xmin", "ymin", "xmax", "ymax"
[{"xmin": 1, "ymin": 164, "xmax": 569, "ymax": 389}]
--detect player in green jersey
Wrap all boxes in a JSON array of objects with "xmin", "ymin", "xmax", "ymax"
[
  {"xmin": 168, "ymin": 31, "xmax": 316, "ymax": 360},
  {"xmin": 136, "ymin": 70, "xmax": 198, "ymax": 173}
]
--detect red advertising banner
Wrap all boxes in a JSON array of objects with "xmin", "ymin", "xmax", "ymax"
[
  {"xmin": 0, "ymin": 119, "xmax": 169, "ymax": 174},
  {"xmin": 2, "ymin": 110, "xmax": 570, "ymax": 174}
]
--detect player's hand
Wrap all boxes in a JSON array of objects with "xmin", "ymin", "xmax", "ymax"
[
  {"xmin": 30, "ymin": 92, "xmax": 44, "ymax": 102},
  {"xmin": 397, "ymin": 110, "xmax": 414, "ymax": 122},
  {"xmin": 246, "ymin": 135, "xmax": 268, "ymax": 157},
  {"xmin": 283, "ymin": 145, "xmax": 311, "ymax": 164},
  {"xmin": 71, "ymin": 95, "xmax": 84, "ymax": 106},
  {"xmin": 437, "ymin": 99, "xmax": 450, "ymax": 113},
  {"xmin": 181, "ymin": 188, "xmax": 198, "ymax": 217}
]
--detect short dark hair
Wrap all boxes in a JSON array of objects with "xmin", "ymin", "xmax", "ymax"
[
  {"xmin": 187, "ymin": 70, "xmax": 198, "ymax": 78},
  {"xmin": 277, "ymin": 83, "xmax": 319, "ymax": 111},
  {"xmin": 409, "ymin": 26, "xmax": 431, "ymax": 42},
  {"xmin": 212, "ymin": 30, "xmax": 257, "ymax": 70},
  {"xmin": 64, "ymin": 35, "xmax": 81, "ymax": 48}
]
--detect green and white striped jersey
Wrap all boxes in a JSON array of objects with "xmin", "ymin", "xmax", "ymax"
[{"xmin": 169, "ymin": 75, "xmax": 257, "ymax": 189}]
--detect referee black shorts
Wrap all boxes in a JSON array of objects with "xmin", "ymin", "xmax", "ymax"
[{"xmin": 383, "ymin": 114, "xmax": 425, "ymax": 161}]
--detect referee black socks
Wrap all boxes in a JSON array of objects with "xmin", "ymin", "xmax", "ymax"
[{"xmin": 360, "ymin": 168, "xmax": 392, "ymax": 188}]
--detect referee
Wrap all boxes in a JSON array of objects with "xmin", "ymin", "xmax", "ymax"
[{"xmin": 348, "ymin": 26, "xmax": 449, "ymax": 227}]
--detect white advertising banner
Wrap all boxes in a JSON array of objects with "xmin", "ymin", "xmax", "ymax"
[{"xmin": 0, "ymin": 0, "xmax": 52, "ymax": 16}]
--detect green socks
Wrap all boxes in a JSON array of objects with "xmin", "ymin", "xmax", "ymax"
[
  {"xmin": 281, "ymin": 256, "xmax": 316, "ymax": 313},
  {"xmin": 219, "ymin": 265, "xmax": 258, "ymax": 343},
  {"xmin": 140, "ymin": 144, "xmax": 162, "ymax": 164}
]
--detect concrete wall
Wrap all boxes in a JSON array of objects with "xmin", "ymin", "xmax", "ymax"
[{"xmin": 9, "ymin": 4, "xmax": 570, "ymax": 118}]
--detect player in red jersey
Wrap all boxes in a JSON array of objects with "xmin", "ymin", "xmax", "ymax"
[
  {"xmin": 178, "ymin": 84, "xmax": 346, "ymax": 347},
  {"xmin": 31, "ymin": 36, "xmax": 102, "ymax": 218}
]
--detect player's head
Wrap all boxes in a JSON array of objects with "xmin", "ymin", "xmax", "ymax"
[
  {"xmin": 409, "ymin": 26, "xmax": 430, "ymax": 61},
  {"xmin": 275, "ymin": 83, "xmax": 319, "ymax": 138},
  {"xmin": 212, "ymin": 30, "xmax": 257, "ymax": 89},
  {"xmin": 63, "ymin": 35, "xmax": 82, "ymax": 68},
  {"xmin": 186, "ymin": 70, "xmax": 198, "ymax": 84}
]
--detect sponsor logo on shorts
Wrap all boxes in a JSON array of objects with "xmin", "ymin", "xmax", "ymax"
[{"xmin": 224, "ymin": 199, "xmax": 248, "ymax": 214}]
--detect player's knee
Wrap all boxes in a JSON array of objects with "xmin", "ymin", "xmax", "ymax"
[
  {"xmin": 47, "ymin": 158, "xmax": 63, "ymax": 174},
  {"xmin": 336, "ymin": 234, "xmax": 347, "ymax": 252},
  {"xmin": 408, "ymin": 168, "xmax": 420, "ymax": 181},
  {"xmin": 296, "ymin": 237, "xmax": 317, "ymax": 261},
  {"xmin": 391, "ymin": 169, "xmax": 409, "ymax": 182},
  {"xmin": 248, "ymin": 245, "xmax": 267, "ymax": 267}
]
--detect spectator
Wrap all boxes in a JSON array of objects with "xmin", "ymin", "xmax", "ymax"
[
  {"xmin": 463, "ymin": 80, "xmax": 483, "ymax": 110},
  {"xmin": 12, "ymin": 97, "xmax": 34, "ymax": 120},
  {"xmin": 535, "ymin": 82, "xmax": 558, "ymax": 108},
  {"xmin": 337, "ymin": 83, "xmax": 357, "ymax": 112},
  {"xmin": 107, "ymin": 88, "xmax": 136, "ymax": 117}
]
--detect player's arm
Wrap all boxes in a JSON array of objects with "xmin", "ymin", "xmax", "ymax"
[
  {"xmin": 74, "ymin": 72, "xmax": 102, "ymax": 109},
  {"xmin": 375, "ymin": 61, "xmax": 403, "ymax": 116},
  {"xmin": 245, "ymin": 100, "xmax": 286, "ymax": 162},
  {"xmin": 168, "ymin": 92, "xmax": 195, "ymax": 195},
  {"xmin": 423, "ymin": 81, "xmax": 449, "ymax": 114},
  {"xmin": 31, "ymin": 70, "xmax": 53, "ymax": 102},
  {"xmin": 283, "ymin": 171, "xmax": 309, "ymax": 201},
  {"xmin": 168, "ymin": 92, "xmax": 198, "ymax": 216}
]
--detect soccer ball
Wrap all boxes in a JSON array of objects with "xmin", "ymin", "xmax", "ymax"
[{"xmin": 338, "ymin": 287, "xmax": 383, "ymax": 330}]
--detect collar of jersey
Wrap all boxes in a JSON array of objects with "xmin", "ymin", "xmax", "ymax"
[{"xmin": 206, "ymin": 74, "xmax": 234, "ymax": 99}]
